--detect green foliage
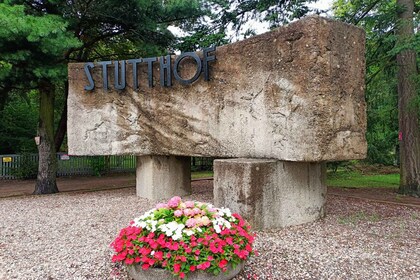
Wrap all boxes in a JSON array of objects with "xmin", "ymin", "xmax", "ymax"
[
  {"xmin": 0, "ymin": 3, "xmax": 81, "ymax": 91},
  {"xmin": 333, "ymin": 0, "xmax": 406, "ymax": 165},
  {"xmin": 88, "ymin": 156, "xmax": 107, "ymax": 177},
  {"xmin": 176, "ymin": 0, "xmax": 317, "ymax": 50},
  {"xmin": 333, "ymin": 0, "xmax": 420, "ymax": 169},
  {"xmin": 10, "ymin": 151, "xmax": 38, "ymax": 179},
  {"xmin": 326, "ymin": 161, "xmax": 354, "ymax": 173},
  {"xmin": 0, "ymin": 93, "xmax": 38, "ymax": 154}
]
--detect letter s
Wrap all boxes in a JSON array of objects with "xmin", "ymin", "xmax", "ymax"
[{"xmin": 84, "ymin": 62, "xmax": 95, "ymax": 91}]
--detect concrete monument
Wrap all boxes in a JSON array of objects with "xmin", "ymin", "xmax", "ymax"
[{"xmin": 68, "ymin": 16, "xmax": 366, "ymax": 229}]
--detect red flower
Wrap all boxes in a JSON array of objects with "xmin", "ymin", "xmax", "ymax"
[
  {"xmin": 218, "ymin": 259, "xmax": 228, "ymax": 268},
  {"xmin": 141, "ymin": 263, "xmax": 150, "ymax": 270},
  {"xmin": 154, "ymin": 251, "xmax": 163, "ymax": 261},
  {"xmin": 174, "ymin": 263, "xmax": 181, "ymax": 273},
  {"xmin": 189, "ymin": 265, "xmax": 196, "ymax": 272}
]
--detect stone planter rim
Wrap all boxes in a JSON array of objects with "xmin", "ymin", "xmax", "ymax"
[{"xmin": 126, "ymin": 261, "xmax": 245, "ymax": 280}]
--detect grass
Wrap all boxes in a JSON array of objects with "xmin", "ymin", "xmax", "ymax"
[
  {"xmin": 327, "ymin": 170, "xmax": 400, "ymax": 188},
  {"xmin": 191, "ymin": 169, "xmax": 401, "ymax": 189},
  {"xmin": 191, "ymin": 171, "xmax": 213, "ymax": 179}
]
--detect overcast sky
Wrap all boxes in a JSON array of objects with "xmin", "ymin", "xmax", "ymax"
[
  {"xmin": 229, "ymin": 0, "xmax": 334, "ymax": 41},
  {"xmin": 168, "ymin": 0, "xmax": 334, "ymax": 44}
]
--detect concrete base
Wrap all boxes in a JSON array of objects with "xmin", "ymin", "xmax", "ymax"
[
  {"xmin": 136, "ymin": 156, "xmax": 191, "ymax": 200},
  {"xmin": 214, "ymin": 158, "xmax": 326, "ymax": 229}
]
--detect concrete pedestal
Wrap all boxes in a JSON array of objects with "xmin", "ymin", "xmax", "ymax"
[
  {"xmin": 214, "ymin": 159, "xmax": 326, "ymax": 229},
  {"xmin": 136, "ymin": 156, "xmax": 191, "ymax": 200}
]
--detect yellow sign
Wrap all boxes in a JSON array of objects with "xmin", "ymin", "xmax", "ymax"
[{"xmin": 2, "ymin": 157, "xmax": 12, "ymax": 163}]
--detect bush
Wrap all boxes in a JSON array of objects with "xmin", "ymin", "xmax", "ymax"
[
  {"xmin": 11, "ymin": 152, "xmax": 37, "ymax": 179},
  {"xmin": 89, "ymin": 156, "xmax": 106, "ymax": 176}
]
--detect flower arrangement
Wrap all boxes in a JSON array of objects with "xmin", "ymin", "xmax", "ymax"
[{"xmin": 111, "ymin": 196, "xmax": 256, "ymax": 279}]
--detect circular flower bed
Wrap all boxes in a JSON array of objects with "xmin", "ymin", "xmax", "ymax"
[{"xmin": 111, "ymin": 196, "xmax": 256, "ymax": 279}]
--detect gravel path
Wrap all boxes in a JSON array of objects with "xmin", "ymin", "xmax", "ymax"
[{"xmin": 0, "ymin": 182, "xmax": 418, "ymax": 280}]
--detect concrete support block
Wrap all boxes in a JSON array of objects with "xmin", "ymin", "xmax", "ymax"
[
  {"xmin": 214, "ymin": 158, "xmax": 326, "ymax": 229},
  {"xmin": 136, "ymin": 155, "xmax": 191, "ymax": 200}
]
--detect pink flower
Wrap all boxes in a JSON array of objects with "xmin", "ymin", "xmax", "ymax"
[
  {"xmin": 193, "ymin": 208, "xmax": 201, "ymax": 215},
  {"xmin": 155, "ymin": 203, "xmax": 167, "ymax": 209},
  {"xmin": 185, "ymin": 201, "xmax": 195, "ymax": 208},
  {"xmin": 186, "ymin": 218, "xmax": 196, "ymax": 228},
  {"xmin": 168, "ymin": 196, "xmax": 181, "ymax": 208},
  {"xmin": 184, "ymin": 209, "xmax": 193, "ymax": 216},
  {"xmin": 174, "ymin": 210, "xmax": 183, "ymax": 217}
]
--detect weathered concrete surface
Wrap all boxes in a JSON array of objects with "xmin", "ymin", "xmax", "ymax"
[
  {"xmin": 214, "ymin": 159, "xmax": 326, "ymax": 229},
  {"xmin": 136, "ymin": 156, "xmax": 191, "ymax": 200},
  {"xmin": 68, "ymin": 16, "xmax": 366, "ymax": 161},
  {"xmin": 127, "ymin": 262, "xmax": 244, "ymax": 280}
]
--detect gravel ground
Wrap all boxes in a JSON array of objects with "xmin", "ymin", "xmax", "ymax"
[{"xmin": 0, "ymin": 181, "xmax": 418, "ymax": 280}]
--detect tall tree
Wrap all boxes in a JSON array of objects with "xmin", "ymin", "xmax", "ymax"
[
  {"xmin": 333, "ymin": 0, "xmax": 420, "ymax": 196},
  {"xmin": 396, "ymin": 0, "xmax": 419, "ymax": 196},
  {"xmin": 0, "ymin": 4, "xmax": 81, "ymax": 193},
  {"xmin": 1, "ymin": 0, "xmax": 204, "ymax": 194}
]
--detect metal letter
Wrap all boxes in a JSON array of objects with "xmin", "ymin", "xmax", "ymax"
[
  {"xmin": 173, "ymin": 52, "xmax": 202, "ymax": 85},
  {"xmin": 83, "ymin": 62, "xmax": 95, "ymax": 91},
  {"xmin": 114, "ymin": 60, "xmax": 126, "ymax": 90},
  {"xmin": 159, "ymin": 55, "xmax": 172, "ymax": 87},
  {"xmin": 128, "ymin": 58, "xmax": 142, "ymax": 89},
  {"xmin": 143, "ymin": 57, "xmax": 157, "ymax": 87},
  {"xmin": 98, "ymin": 61, "xmax": 112, "ymax": 90},
  {"xmin": 202, "ymin": 46, "xmax": 216, "ymax": 81}
]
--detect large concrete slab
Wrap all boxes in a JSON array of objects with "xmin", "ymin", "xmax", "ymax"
[
  {"xmin": 214, "ymin": 158, "xmax": 326, "ymax": 229},
  {"xmin": 68, "ymin": 16, "xmax": 366, "ymax": 161}
]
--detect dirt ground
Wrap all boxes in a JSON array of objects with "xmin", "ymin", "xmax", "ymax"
[{"xmin": 0, "ymin": 174, "xmax": 418, "ymax": 207}]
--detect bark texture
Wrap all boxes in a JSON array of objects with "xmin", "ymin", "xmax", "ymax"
[
  {"xmin": 396, "ymin": 0, "xmax": 420, "ymax": 196},
  {"xmin": 54, "ymin": 82, "xmax": 68, "ymax": 152},
  {"xmin": 34, "ymin": 82, "xmax": 59, "ymax": 194}
]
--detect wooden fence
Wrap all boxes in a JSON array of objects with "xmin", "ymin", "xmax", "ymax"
[{"xmin": 0, "ymin": 154, "xmax": 213, "ymax": 180}]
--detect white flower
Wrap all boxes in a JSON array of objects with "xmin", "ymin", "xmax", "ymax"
[
  {"xmin": 172, "ymin": 233, "xmax": 182, "ymax": 240},
  {"xmin": 133, "ymin": 219, "xmax": 147, "ymax": 228},
  {"xmin": 158, "ymin": 222, "xmax": 186, "ymax": 238},
  {"xmin": 183, "ymin": 229, "xmax": 195, "ymax": 236}
]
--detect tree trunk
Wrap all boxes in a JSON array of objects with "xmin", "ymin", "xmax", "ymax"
[
  {"xmin": 54, "ymin": 81, "xmax": 68, "ymax": 152},
  {"xmin": 34, "ymin": 82, "xmax": 59, "ymax": 194},
  {"xmin": 396, "ymin": 0, "xmax": 420, "ymax": 196}
]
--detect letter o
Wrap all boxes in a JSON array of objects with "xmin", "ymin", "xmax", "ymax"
[{"xmin": 173, "ymin": 52, "xmax": 202, "ymax": 85}]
